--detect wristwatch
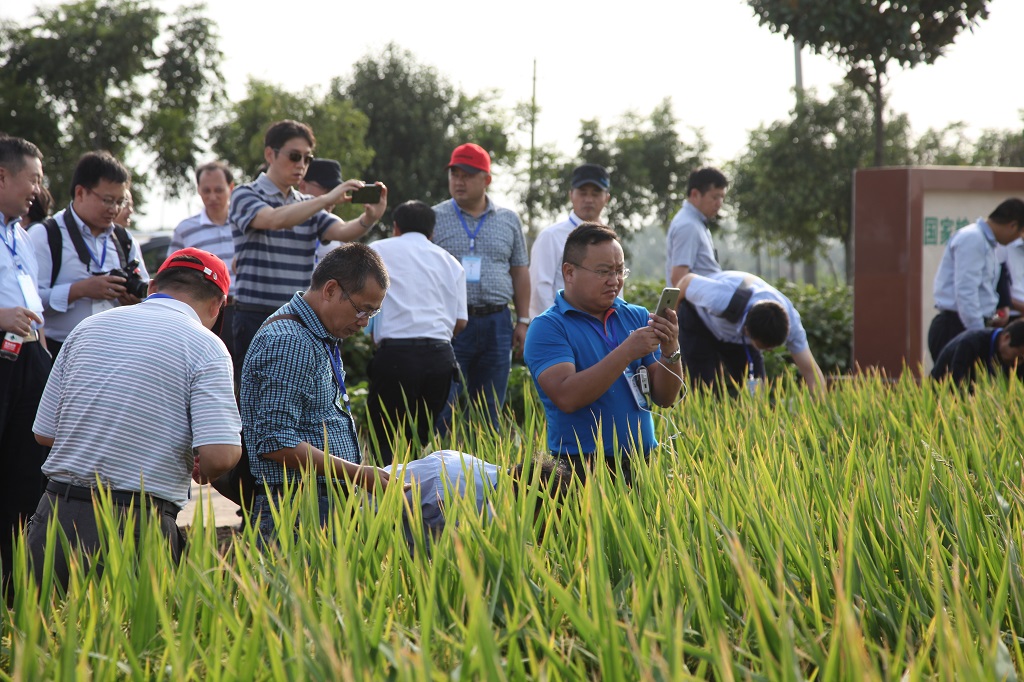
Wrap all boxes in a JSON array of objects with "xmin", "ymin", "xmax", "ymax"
[
  {"xmin": 517, "ymin": 317, "xmax": 530, "ymax": 325},
  {"xmin": 664, "ymin": 348, "xmax": 682, "ymax": 363}
]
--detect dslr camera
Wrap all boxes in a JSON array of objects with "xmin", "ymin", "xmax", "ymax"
[{"xmin": 107, "ymin": 259, "xmax": 149, "ymax": 299}]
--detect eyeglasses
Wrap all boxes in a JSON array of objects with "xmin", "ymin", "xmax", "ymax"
[
  {"xmin": 570, "ymin": 263, "xmax": 630, "ymax": 280},
  {"xmin": 336, "ymin": 281, "xmax": 381, "ymax": 319},
  {"xmin": 86, "ymin": 187, "xmax": 129, "ymax": 210},
  {"xmin": 274, "ymin": 148, "xmax": 315, "ymax": 166}
]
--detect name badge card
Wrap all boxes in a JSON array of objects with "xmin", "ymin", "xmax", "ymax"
[
  {"xmin": 463, "ymin": 255, "xmax": 482, "ymax": 283},
  {"xmin": 17, "ymin": 273, "xmax": 44, "ymax": 317}
]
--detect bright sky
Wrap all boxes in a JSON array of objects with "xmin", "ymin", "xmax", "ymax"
[{"xmin": 6, "ymin": 0, "xmax": 1024, "ymax": 229}]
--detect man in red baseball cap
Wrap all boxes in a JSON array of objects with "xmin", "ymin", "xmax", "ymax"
[
  {"xmin": 26, "ymin": 247, "xmax": 241, "ymax": 592},
  {"xmin": 431, "ymin": 143, "xmax": 530, "ymax": 432}
]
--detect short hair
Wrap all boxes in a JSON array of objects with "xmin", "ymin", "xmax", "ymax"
[
  {"xmin": 562, "ymin": 222, "xmax": 619, "ymax": 266},
  {"xmin": 310, "ymin": 242, "xmax": 389, "ymax": 293},
  {"xmin": 195, "ymin": 160, "xmax": 234, "ymax": 186},
  {"xmin": 744, "ymin": 300, "xmax": 789, "ymax": 349},
  {"xmin": 152, "ymin": 254, "xmax": 224, "ymax": 303},
  {"xmin": 393, "ymin": 200, "xmax": 436, "ymax": 238},
  {"xmin": 1004, "ymin": 319, "xmax": 1024, "ymax": 347},
  {"xmin": 264, "ymin": 120, "xmax": 315, "ymax": 152},
  {"xmin": 508, "ymin": 458, "xmax": 572, "ymax": 502},
  {"xmin": 0, "ymin": 135, "xmax": 43, "ymax": 173},
  {"xmin": 989, "ymin": 198, "xmax": 1024, "ymax": 226},
  {"xmin": 27, "ymin": 185, "xmax": 53, "ymax": 223},
  {"xmin": 69, "ymin": 151, "xmax": 129, "ymax": 196},
  {"xmin": 687, "ymin": 167, "xmax": 728, "ymax": 195}
]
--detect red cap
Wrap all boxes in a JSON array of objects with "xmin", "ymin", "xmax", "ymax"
[
  {"xmin": 447, "ymin": 143, "xmax": 491, "ymax": 174},
  {"xmin": 158, "ymin": 247, "xmax": 230, "ymax": 296}
]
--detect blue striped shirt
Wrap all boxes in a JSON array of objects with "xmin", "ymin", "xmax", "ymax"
[
  {"xmin": 229, "ymin": 174, "xmax": 340, "ymax": 308},
  {"xmin": 170, "ymin": 209, "xmax": 236, "ymax": 295},
  {"xmin": 33, "ymin": 297, "xmax": 241, "ymax": 508},
  {"xmin": 432, "ymin": 197, "xmax": 528, "ymax": 307},
  {"xmin": 240, "ymin": 292, "xmax": 361, "ymax": 486}
]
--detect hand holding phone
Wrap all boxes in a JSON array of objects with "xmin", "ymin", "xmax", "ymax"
[
  {"xmin": 652, "ymin": 287, "xmax": 680, "ymax": 317},
  {"xmin": 350, "ymin": 184, "xmax": 383, "ymax": 204}
]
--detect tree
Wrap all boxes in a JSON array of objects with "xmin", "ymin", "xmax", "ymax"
[
  {"xmin": 211, "ymin": 78, "xmax": 374, "ymax": 212},
  {"xmin": 341, "ymin": 43, "xmax": 515, "ymax": 229},
  {"xmin": 729, "ymin": 85, "xmax": 912, "ymax": 281},
  {"xmin": 0, "ymin": 0, "xmax": 224, "ymax": 205},
  {"xmin": 747, "ymin": 0, "xmax": 990, "ymax": 166}
]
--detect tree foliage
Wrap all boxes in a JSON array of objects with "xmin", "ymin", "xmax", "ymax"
[
  {"xmin": 341, "ymin": 43, "xmax": 514, "ymax": 230},
  {"xmin": 913, "ymin": 114, "xmax": 1024, "ymax": 167},
  {"xmin": 729, "ymin": 85, "xmax": 912, "ymax": 279},
  {"xmin": 211, "ymin": 78, "xmax": 374, "ymax": 208},
  {"xmin": 747, "ymin": 0, "xmax": 990, "ymax": 166},
  {"xmin": 0, "ymin": 0, "xmax": 224, "ymax": 205}
]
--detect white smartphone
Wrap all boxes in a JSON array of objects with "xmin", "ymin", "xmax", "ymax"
[{"xmin": 652, "ymin": 287, "xmax": 680, "ymax": 317}]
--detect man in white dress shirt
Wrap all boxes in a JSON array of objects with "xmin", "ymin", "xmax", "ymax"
[
  {"xmin": 528, "ymin": 164, "xmax": 611, "ymax": 319},
  {"xmin": 368, "ymin": 200, "xmax": 467, "ymax": 464}
]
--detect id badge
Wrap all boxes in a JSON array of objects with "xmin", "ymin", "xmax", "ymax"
[
  {"xmin": 92, "ymin": 299, "xmax": 115, "ymax": 316},
  {"xmin": 17, "ymin": 273, "xmax": 44, "ymax": 317},
  {"xmin": 623, "ymin": 367, "xmax": 649, "ymax": 410},
  {"xmin": 463, "ymin": 255, "xmax": 482, "ymax": 283}
]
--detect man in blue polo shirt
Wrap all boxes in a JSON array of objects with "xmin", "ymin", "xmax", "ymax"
[
  {"xmin": 524, "ymin": 223, "xmax": 682, "ymax": 483},
  {"xmin": 229, "ymin": 119, "xmax": 387, "ymax": 375}
]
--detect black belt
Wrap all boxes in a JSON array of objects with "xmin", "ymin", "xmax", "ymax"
[
  {"xmin": 468, "ymin": 303, "xmax": 507, "ymax": 317},
  {"xmin": 235, "ymin": 302, "xmax": 279, "ymax": 314},
  {"xmin": 45, "ymin": 480, "xmax": 179, "ymax": 518},
  {"xmin": 378, "ymin": 337, "xmax": 451, "ymax": 349}
]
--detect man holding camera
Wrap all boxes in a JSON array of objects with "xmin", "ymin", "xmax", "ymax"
[
  {"xmin": 28, "ymin": 151, "xmax": 149, "ymax": 359},
  {"xmin": 229, "ymin": 120, "xmax": 386, "ymax": 375},
  {"xmin": 524, "ymin": 223, "xmax": 682, "ymax": 484}
]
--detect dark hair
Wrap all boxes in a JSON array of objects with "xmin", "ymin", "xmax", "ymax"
[
  {"xmin": 264, "ymin": 120, "xmax": 315, "ymax": 152},
  {"xmin": 152, "ymin": 255, "xmax": 224, "ymax": 303},
  {"xmin": 27, "ymin": 185, "xmax": 54, "ymax": 224},
  {"xmin": 687, "ymin": 167, "xmax": 728, "ymax": 195},
  {"xmin": 989, "ymin": 198, "xmax": 1024, "ymax": 226},
  {"xmin": 508, "ymin": 458, "xmax": 572, "ymax": 502},
  {"xmin": 0, "ymin": 136, "xmax": 43, "ymax": 173},
  {"xmin": 1004, "ymin": 319, "xmax": 1024, "ymax": 347},
  {"xmin": 311, "ymin": 242, "xmax": 389, "ymax": 293},
  {"xmin": 744, "ymin": 300, "xmax": 789, "ymax": 349},
  {"xmin": 393, "ymin": 200, "xmax": 436, "ymax": 238},
  {"xmin": 562, "ymin": 222, "xmax": 619, "ymax": 266},
  {"xmin": 195, "ymin": 160, "xmax": 234, "ymax": 186},
  {"xmin": 69, "ymin": 151, "xmax": 129, "ymax": 196}
]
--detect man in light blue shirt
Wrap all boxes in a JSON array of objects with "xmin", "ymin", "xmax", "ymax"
[
  {"xmin": 677, "ymin": 270, "xmax": 825, "ymax": 396},
  {"xmin": 665, "ymin": 167, "xmax": 727, "ymax": 287},
  {"xmin": 928, "ymin": 199, "xmax": 1024, "ymax": 362}
]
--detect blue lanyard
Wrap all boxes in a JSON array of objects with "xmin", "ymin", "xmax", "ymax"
[
  {"xmin": 582, "ymin": 311, "xmax": 623, "ymax": 355},
  {"xmin": 145, "ymin": 293, "xmax": 173, "ymax": 302},
  {"xmin": 0, "ymin": 225, "xmax": 21, "ymax": 271},
  {"xmin": 743, "ymin": 340, "xmax": 756, "ymax": 379},
  {"xmin": 323, "ymin": 341, "xmax": 351, "ymax": 413},
  {"xmin": 990, "ymin": 328, "xmax": 1001, "ymax": 362},
  {"xmin": 83, "ymin": 231, "xmax": 108, "ymax": 271},
  {"xmin": 452, "ymin": 198, "xmax": 488, "ymax": 253}
]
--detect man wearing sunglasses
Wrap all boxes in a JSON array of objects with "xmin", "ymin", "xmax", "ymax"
[
  {"xmin": 524, "ymin": 223, "xmax": 682, "ymax": 484},
  {"xmin": 228, "ymin": 120, "xmax": 387, "ymax": 378},
  {"xmin": 27, "ymin": 151, "xmax": 149, "ymax": 358},
  {"xmin": 240, "ymin": 243, "xmax": 399, "ymax": 542}
]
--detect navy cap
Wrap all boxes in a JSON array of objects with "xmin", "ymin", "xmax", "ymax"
[
  {"xmin": 571, "ymin": 163, "xmax": 610, "ymax": 191},
  {"xmin": 304, "ymin": 159, "xmax": 343, "ymax": 190}
]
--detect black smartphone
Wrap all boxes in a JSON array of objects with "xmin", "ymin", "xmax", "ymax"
[
  {"xmin": 653, "ymin": 287, "xmax": 680, "ymax": 317},
  {"xmin": 350, "ymin": 184, "xmax": 382, "ymax": 204}
]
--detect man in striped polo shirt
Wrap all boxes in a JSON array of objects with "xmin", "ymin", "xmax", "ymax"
[
  {"xmin": 27, "ymin": 248, "xmax": 242, "ymax": 590},
  {"xmin": 170, "ymin": 160, "xmax": 237, "ymax": 356},
  {"xmin": 229, "ymin": 120, "xmax": 387, "ymax": 377}
]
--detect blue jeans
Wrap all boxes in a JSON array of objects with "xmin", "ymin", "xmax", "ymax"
[
  {"xmin": 252, "ymin": 491, "xmax": 332, "ymax": 547},
  {"xmin": 450, "ymin": 310, "xmax": 513, "ymax": 431}
]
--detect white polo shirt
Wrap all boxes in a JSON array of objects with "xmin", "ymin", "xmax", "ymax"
[{"xmin": 369, "ymin": 232, "xmax": 467, "ymax": 343}]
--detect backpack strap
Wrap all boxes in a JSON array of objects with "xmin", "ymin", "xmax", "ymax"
[
  {"xmin": 43, "ymin": 217, "xmax": 62, "ymax": 287},
  {"xmin": 259, "ymin": 313, "xmax": 303, "ymax": 329}
]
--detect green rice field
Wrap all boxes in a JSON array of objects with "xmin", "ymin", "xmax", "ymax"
[{"xmin": 3, "ymin": 372, "xmax": 1023, "ymax": 680}]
